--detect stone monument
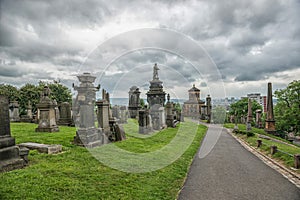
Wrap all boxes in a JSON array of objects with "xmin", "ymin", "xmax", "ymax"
[
  {"xmin": 150, "ymin": 104, "xmax": 165, "ymax": 130},
  {"xmin": 146, "ymin": 63, "xmax": 166, "ymax": 108},
  {"xmin": 182, "ymin": 84, "xmax": 205, "ymax": 119},
  {"xmin": 35, "ymin": 86, "xmax": 59, "ymax": 132},
  {"xmin": 138, "ymin": 109, "xmax": 152, "ymax": 134},
  {"xmin": 58, "ymin": 102, "xmax": 72, "ymax": 126},
  {"xmin": 165, "ymin": 94, "xmax": 175, "ymax": 127},
  {"xmin": 73, "ymin": 72, "xmax": 106, "ymax": 147},
  {"xmin": 265, "ymin": 82, "xmax": 277, "ymax": 135},
  {"xmin": 246, "ymin": 98, "xmax": 252, "ymax": 131},
  {"xmin": 119, "ymin": 106, "xmax": 128, "ymax": 124},
  {"xmin": 96, "ymin": 89, "xmax": 111, "ymax": 134},
  {"xmin": 0, "ymin": 95, "xmax": 28, "ymax": 172},
  {"xmin": 128, "ymin": 86, "xmax": 141, "ymax": 118},
  {"xmin": 9, "ymin": 100, "xmax": 20, "ymax": 122},
  {"xmin": 256, "ymin": 109, "xmax": 263, "ymax": 128},
  {"xmin": 206, "ymin": 95, "xmax": 212, "ymax": 123}
]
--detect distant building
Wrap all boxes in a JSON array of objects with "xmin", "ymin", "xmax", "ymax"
[{"xmin": 245, "ymin": 93, "xmax": 267, "ymax": 113}]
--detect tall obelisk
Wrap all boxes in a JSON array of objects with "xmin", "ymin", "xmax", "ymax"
[{"xmin": 265, "ymin": 82, "xmax": 277, "ymax": 135}]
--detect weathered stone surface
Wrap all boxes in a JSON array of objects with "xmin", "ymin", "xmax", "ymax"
[
  {"xmin": 9, "ymin": 100, "xmax": 20, "ymax": 122},
  {"xmin": 35, "ymin": 86, "xmax": 59, "ymax": 132},
  {"xmin": 73, "ymin": 72, "xmax": 105, "ymax": 148},
  {"xmin": 246, "ymin": 98, "xmax": 252, "ymax": 131},
  {"xmin": 150, "ymin": 104, "xmax": 165, "ymax": 130},
  {"xmin": 0, "ymin": 95, "xmax": 27, "ymax": 172},
  {"xmin": 18, "ymin": 142, "xmax": 62, "ymax": 154},
  {"xmin": 139, "ymin": 110, "xmax": 152, "ymax": 134},
  {"xmin": 165, "ymin": 94, "xmax": 175, "ymax": 128},
  {"xmin": 58, "ymin": 102, "xmax": 72, "ymax": 126},
  {"xmin": 128, "ymin": 86, "xmax": 141, "ymax": 118}
]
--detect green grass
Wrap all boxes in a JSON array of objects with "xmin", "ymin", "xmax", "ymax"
[
  {"xmin": 225, "ymin": 123, "xmax": 300, "ymax": 172},
  {"xmin": 0, "ymin": 120, "xmax": 207, "ymax": 200}
]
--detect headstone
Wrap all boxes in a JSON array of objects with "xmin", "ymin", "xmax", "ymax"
[
  {"xmin": 128, "ymin": 86, "xmax": 141, "ymax": 118},
  {"xmin": 53, "ymin": 100, "xmax": 60, "ymax": 124},
  {"xmin": 58, "ymin": 102, "xmax": 72, "ymax": 126},
  {"xmin": 9, "ymin": 100, "xmax": 20, "ymax": 122},
  {"xmin": 265, "ymin": 82, "xmax": 277, "ymax": 135},
  {"xmin": 0, "ymin": 95, "xmax": 28, "ymax": 172},
  {"xmin": 20, "ymin": 102, "xmax": 33, "ymax": 123},
  {"xmin": 246, "ymin": 98, "xmax": 252, "ymax": 131},
  {"xmin": 73, "ymin": 72, "xmax": 107, "ymax": 148},
  {"xmin": 165, "ymin": 94, "xmax": 175, "ymax": 127},
  {"xmin": 256, "ymin": 109, "xmax": 263, "ymax": 128},
  {"xmin": 96, "ymin": 89, "xmax": 111, "ymax": 134},
  {"xmin": 35, "ymin": 86, "xmax": 59, "ymax": 132},
  {"xmin": 150, "ymin": 104, "xmax": 165, "ymax": 130},
  {"xmin": 138, "ymin": 109, "xmax": 152, "ymax": 134},
  {"xmin": 146, "ymin": 63, "xmax": 166, "ymax": 108},
  {"xmin": 119, "ymin": 106, "xmax": 128, "ymax": 124},
  {"xmin": 112, "ymin": 105, "xmax": 120, "ymax": 120}
]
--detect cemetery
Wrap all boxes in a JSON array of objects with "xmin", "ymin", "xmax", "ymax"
[{"xmin": 0, "ymin": 64, "xmax": 299, "ymax": 198}]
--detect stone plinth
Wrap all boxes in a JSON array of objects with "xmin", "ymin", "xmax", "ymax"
[
  {"xmin": 150, "ymin": 104, "xmax": 165, "ymax": 130},
  {"xmin": 0, "ymin": 95, "xmax": 27, "ymax": 172},
  {"xmin": 18, "ymin": 142, "xmax": 62, "ymax": 154},
  {"xmin": 35, "ymin": 102, "xmax": 59, "ymax": 132},
  {"xmin": 128, "ymin": 86, "xmax": 141, "ymax": 118}
]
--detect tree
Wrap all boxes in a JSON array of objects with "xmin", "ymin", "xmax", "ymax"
[
  {"xmin": 229, "ymin": 98, "xmax": 262, "ymax": 123},
  {"xmin": 19, "ymin": 83, "xmax": 41, "ymax": 115},
  {"xmin": 274, "ymin": 80, "xmax": 300, "ymax": 135},
  {"xmin": 38, "ymin": 81, "xmax": 72, "ymax": 104},
  {"xmin": 0, "ymin": 84, "xmax": 19, "ymax": 102}
]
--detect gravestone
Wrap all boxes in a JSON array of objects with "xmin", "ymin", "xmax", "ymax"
[
  {"xmin": 35, "ymin": 86, "xmax": 59, "ymax": 132},
  {"xmin": 96, "ymin": 89, "xmax": 110, "ymax": 134},
  {"xmin": 246, "ymin": 98, "xmax": 252, "ymax": 131},
  {"xmin": 20, "ymin": 101, "xmax": 33, "ymax": 123},
  {"xmin": 265, "ymin": 82, "xmax": 277, "ymax": 135},
  {"xmin": 53, "ymin": 100, "xmax": 60, "ymax": 123},
  {"xmin": 0, "ymin": 95, "xmax": 28, "ymax": 172},
  {"xmin": 73, "ymin": 72, "xmax": 107, "ymax": 147},
  {"xmin": 9, "ymin": 100, "xmax": 20, "ymax": 122},
  {"xmin": 18, "ymin": 142, "xmax": 62, "ymax": 154},
  {"xmin": 165, "ymin": 94, "xmax": 175, "ymax": 127},
  {"xmin": 58, "ymin": 102, "xmax": 72, "ymax": 126},
  {"xmin": 256, "ymin": 109, "xmax": 263, "ymax": 128},
  {"xmin": 150, "ymin": 104, "xmax": 165, "ymax": 130},
  {"xmin": 119, "ymin": 106, "xmax": 128, "ymax": 124},
  {"xmin": 112, "ymin": 105, "xmax": 120, "ymax": 120},
  {"xmin": 128, "ymin": 86, "xmax": 141, "ymax": 118},
  {"xmin": 138, "ymin": 109, "xmax": 152, "ymax": 134}
]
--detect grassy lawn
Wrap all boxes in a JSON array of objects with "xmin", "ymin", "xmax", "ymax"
[
  {"xmin": 224, "ymin": 123, "xmax": 300, "ymax": 173},
  {"xmin": 0, "ymin": 120, "xmax": 207, "ymax": 200}
]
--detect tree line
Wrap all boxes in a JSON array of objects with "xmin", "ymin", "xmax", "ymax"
[{"xmin": 0, "ymin": 81, "xmax": 72, "ymax": 115}]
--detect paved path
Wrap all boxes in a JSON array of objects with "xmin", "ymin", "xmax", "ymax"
[{"xmin": 178, "ymin": 124, "xmax": 300, "ymax": 200}]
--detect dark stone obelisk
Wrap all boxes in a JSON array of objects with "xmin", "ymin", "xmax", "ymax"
[
  {"xmin": 0, "ymin": 95, "xmax": 28, "ymax": 172},
  {"xmin": 206, "ymin": 95, "xmax": 212, "ymax": 123},
  {"xmin": 246, "ymin": 98, "xmax": 252, "ymax": 131},
  {"xmin": 265, "ymin": 82, "xmax": 277, "ymax": 135}
]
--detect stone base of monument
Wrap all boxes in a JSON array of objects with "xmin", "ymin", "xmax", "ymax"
[
  {"xmin": 18, "ymin": 142, "xmax": 62, "ymax": 154},
  {"xmin": 35, "ymin": 126, "xmax": 59, "ymax": 132},
  {"xmin": 0, "ymin": 142, "xmax": 28, "ymax": 172},
  {"xmin": 73, "ymin": 128, "xmax": 109, "ymax": 148},
  {"xmin": 57, "ymin": 118, "xmax": 73, "ymax": 126}
]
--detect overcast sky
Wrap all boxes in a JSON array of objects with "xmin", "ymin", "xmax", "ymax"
[{"xmin": 0, "ymin": 0, "xmax": 299, "ymax": 99}]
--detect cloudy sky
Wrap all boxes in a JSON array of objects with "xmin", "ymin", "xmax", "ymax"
[{"xmin": 0, "ymin": 0, "xmax": 299, "ymax": 99}]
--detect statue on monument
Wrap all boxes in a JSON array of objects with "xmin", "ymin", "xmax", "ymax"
[{"xmin": 153, "ymin": 63, "xmax": 159, "ymax": 80}]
